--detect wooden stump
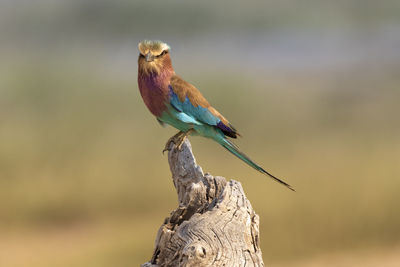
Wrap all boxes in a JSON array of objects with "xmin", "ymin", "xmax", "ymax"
[{"xmin": 141, "ymin": 139, "xmax": 264, "ymax": 267}]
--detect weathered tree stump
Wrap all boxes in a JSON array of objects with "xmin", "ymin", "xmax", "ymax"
[{"xmin": 141, "ymin": 139, "xmax": 264, "ymax": 267}]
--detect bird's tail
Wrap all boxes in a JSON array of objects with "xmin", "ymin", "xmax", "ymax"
[{"xmin": 218, "ymin": 138, "xmax": 295, "ymax": 191}]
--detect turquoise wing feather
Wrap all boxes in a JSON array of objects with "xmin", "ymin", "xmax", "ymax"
[
  {"xmin": 169, "ymin": 85, "xmax": 219, "ymax": 126},
  {"xmin": 168, "ymin": 84, "xmax": 237, "ymax": 138}
]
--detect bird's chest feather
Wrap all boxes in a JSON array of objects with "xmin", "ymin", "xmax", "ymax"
[{"xmin": 138, "ymin": 73, "xmax": 170, "ymax": 117}]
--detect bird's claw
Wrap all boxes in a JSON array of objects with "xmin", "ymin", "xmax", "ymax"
[
  {"xmin": 162, "ymin": 140, "xmax": 175, "ymax": 154},
  {"xmin": 162, "ymin": 130, "xmax": 192, "ymax": 154},
  {"xmin": 162, "ymin": 138, "xmax": 184, "ymax": 154},
  {"xmin": 162, "ymin": 131, "xmax": 183, "ymax": 154},
  {"xmin": 176, "ymin": 142, "xmax": 184, "ymax": 151}
]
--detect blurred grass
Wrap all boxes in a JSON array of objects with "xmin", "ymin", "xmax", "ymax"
[{"xmin": 1, "ymin": 58, "xmax": 400, "ymax": 266}]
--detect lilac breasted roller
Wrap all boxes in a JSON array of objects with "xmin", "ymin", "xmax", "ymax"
[{"xmin": 137, "ymin": 40, "xmax": 294, "ymax": 191}]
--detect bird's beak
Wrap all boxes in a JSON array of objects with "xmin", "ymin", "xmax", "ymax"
[{"xmin": 145, "ymin": 52, "xmax": 154, "ymax": 62}]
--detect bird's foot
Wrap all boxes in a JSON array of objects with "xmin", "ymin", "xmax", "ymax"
[
  {"xmin": 176, "ymin": 129, "xmax": 193, "ymax": 150},
  {"xmin": 162, "ymin": 129, "xmax": 193, "ymax": 154},
  {"xmin": 162, "ymin": 131, "xmax": 185, "ymax": 154}
]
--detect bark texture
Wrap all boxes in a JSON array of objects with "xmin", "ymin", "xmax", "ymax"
[{"xmin": 141, "ymin": 139, "xmax": 264, "ymax": 267}]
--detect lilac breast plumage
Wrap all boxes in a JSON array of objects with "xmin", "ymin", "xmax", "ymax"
[{"xmin": 138, "ymin": 73, "xmax": 170, "ymax": 117}]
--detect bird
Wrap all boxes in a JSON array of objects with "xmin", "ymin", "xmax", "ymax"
[{"xmin": 137, "ymin": 40, "xmax": 294, "ymax": 191}]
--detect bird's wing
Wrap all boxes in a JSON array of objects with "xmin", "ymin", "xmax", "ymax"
[{"xmin": 169, "ymin": 75, "xmax": 238, "ymax": 138}]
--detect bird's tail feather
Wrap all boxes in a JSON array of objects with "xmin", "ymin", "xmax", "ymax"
[{"xmin": 219, "ymin": 138, "xmax": 295, "ymax": 191}]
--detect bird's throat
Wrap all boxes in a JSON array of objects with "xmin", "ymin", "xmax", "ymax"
[{"xmin": 139, "ymin": 68, "xmax": 173, "ymax": 90}]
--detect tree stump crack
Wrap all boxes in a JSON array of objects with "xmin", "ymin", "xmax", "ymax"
[{"xmin": 141, "ymin": 139, "xmax": 264, "ymax": 267}]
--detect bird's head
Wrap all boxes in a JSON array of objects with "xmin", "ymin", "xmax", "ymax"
[{"xmin": 138, "ymin": 40, "xmax": 173, "ymax": 75}]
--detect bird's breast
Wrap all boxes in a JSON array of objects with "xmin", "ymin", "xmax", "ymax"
[{"xmin": 138, "ymin": 74, "xmax": 170, "ymax": 117}]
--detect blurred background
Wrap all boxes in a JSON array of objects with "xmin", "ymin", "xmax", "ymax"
[{"xmin": 1, "ymin": 0, "xmax": 400, "ymax": 266}]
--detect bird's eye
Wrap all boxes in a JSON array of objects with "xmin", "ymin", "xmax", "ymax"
[{"xmin": 156, "ymin": 50, "xmax": 168, "ymax": 57}]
